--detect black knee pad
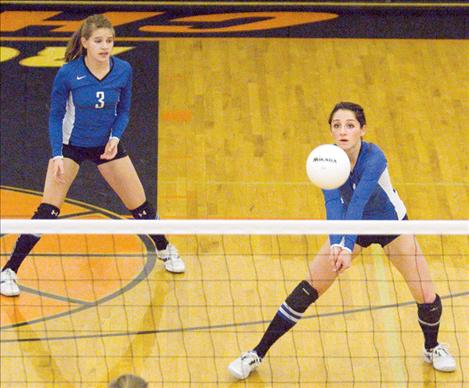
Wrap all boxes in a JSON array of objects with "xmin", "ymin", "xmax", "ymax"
[
  {"xmin": 418, "ymin": 294, "xmax": 442, "ymax": 325},
  {"xmin": 130, "ymin": 201, "xmax": 168, "ymax": 250},
  {"xmin": 130, "ymin": 201, "xmax": 156, "ymax": 220},
  {"xmin": 285, "ymin": 280, "xmax": 319, "ymax": 314},
  {"xmin": 33, "ymin": 203, "xmax": 60, "ymax": 219}
]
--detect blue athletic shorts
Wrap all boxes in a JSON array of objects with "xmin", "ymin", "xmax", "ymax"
[
  {"xmin": 62, "ymin": 142, "xmax": 128, "ymax": 166},
  {"xmin": 355, "ymin": 215, "xmax": 408, "ymax": 248}
]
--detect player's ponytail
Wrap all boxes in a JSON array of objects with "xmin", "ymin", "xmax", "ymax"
[
  {"xmin": 64, "ymin": 14, "xmax": 115, "ymax": 63},
  {"xmin": 65, "ymin": 28, "xmax": 83, "ymax": 62}
]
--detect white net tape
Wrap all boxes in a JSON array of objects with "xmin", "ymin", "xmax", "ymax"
[{"xmin": 2, "ymin": 219, "xmax": 468, "ymax": 235}]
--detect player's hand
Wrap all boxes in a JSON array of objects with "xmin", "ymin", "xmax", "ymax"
[
  {"xmin": 100, "ymin": 138, "xmax": 119, "ymax": 160},
  {"xmin": 329, "ymin": 245, "xmax": 341, "ymax": 271},
  {"xmin": 334, "ymin": 249, "xmax": 352, "ymax": 274},
  {"xmin": 52, "ymin": 158, "xmax": 65, "ymax": 184}
]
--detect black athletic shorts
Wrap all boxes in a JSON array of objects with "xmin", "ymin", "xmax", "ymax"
[
  {"xmin": 62, "ymin": 142, "xmax": 128, "ymax": 166},
  {"xmin": 355, "ymin": 214, "xmax": 409, "ymax": 248}
]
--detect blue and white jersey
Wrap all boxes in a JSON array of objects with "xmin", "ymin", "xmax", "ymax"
[
  {"xmin": 322, "ymin": 141, "xmax": 407, "ymax": 251},
  {"xmin": 48, "ymin": 56, "xmax": 132, "ymax": 158}
]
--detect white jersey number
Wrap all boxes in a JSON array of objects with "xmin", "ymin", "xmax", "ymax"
[{"xmin": 95, "ymin": 91, "xmax": 105, "ymax": 109}]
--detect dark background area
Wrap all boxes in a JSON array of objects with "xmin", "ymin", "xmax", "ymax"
[{"xmin": 0, "ymin": 4, "xmax": 467, "ymax": 38}]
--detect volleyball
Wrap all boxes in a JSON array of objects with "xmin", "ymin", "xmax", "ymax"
[{"xmin": 306, "ymin": 144, "xmax": 351, "ymax": 190}]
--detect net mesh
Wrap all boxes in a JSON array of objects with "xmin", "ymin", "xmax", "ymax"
[{"xmin": 1, "ymin": 220, "xmax": 468, "ymax": 386}]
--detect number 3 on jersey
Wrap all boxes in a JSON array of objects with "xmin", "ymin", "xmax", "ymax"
[{"xmin": 95, "ymin": 91, "xmax": 105, "ymax": 109}]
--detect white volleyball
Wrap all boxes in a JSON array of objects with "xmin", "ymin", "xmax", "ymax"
[{"xmin": 306, "ymin": 144, "xmax": 351, "ymax": 190}]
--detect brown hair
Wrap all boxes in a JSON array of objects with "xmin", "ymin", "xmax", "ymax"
[
  {"xmin": 328, "ymin": 101, "xmax": 366, "ymax": 128},
  {"xmin": 64, "ymin": 14, "xmax": 115, "ymax": 63},
  {"xmin": 108, "ymin": 374, "xmax": 148, "ymax": 388}
]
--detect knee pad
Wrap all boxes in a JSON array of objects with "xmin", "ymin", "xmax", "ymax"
[
  {"xmin": 33, "ymin": 203, "xmax": 60, "ymax": 219},
  {"xmin": 130, "ymin": 201, "xmax": 157, "ymax": 220},
  {"xmin": 130, "ymin": 201, "xmax": 168, "ymax": 250},
  {"xmin": 418, "ymin": 294, "xmax": 442, "ymax": 326},
  {"xmin": 285, "ymin": 280, "xmax": 319, "ymax": 314}
]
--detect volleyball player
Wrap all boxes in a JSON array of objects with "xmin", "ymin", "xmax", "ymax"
[
  {"xmin": 228, "ymin": 102, "xmax": 456, "ymax": 378},
  {"xmin": 0, "ymin": 14, "xmax": 185, "ymax": 297}
]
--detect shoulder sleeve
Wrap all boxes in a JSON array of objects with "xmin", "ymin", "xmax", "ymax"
[
  {"xmin": 48, "ymin": 66, "xmax": 69, "ymax": 158},
  {"xmin": 343, "ymin": 145, "xmax": 387, "ymax": 250},
  {"xmin": 111, "ymin": 63, "xmax": 132, "ymax": 139},
  {"xmin": 323, "ymin": 188, "xmax": 345, "ymax": 246}
]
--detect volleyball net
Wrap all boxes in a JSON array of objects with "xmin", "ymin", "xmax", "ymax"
[{"xmin": 1, "ymin": 219, "xmax": 468, "ymax": 386}]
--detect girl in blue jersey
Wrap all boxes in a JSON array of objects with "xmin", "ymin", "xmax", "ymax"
[
  {"xmin": 228, "ymin": 102, "xmax": 456, "ymax": 378},
  {"xmin": 0, "ymin": 15, "xmax": 185, "ymax": 297}
]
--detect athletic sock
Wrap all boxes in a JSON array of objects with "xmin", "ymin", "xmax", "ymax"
[
  {"xmin": 418, "ymin": 294, "xmax": 442, "ymax": 350},
  {"xmin": 254, "ymin": 280, "xmax": 319, "ymax": 358},
  {"xmin": 2, "ymin": 203, "xmax": 60, "ymax": 273}
]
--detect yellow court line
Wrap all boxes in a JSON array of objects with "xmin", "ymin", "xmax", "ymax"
[{"xmin": 0, "ymin": 1, "xmax": 468, "ymax": 7}]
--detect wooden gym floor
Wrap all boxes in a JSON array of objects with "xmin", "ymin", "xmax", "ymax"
[{"xmin": 1, "ymin": 5, "xmax": 468, "ymax": 388}]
